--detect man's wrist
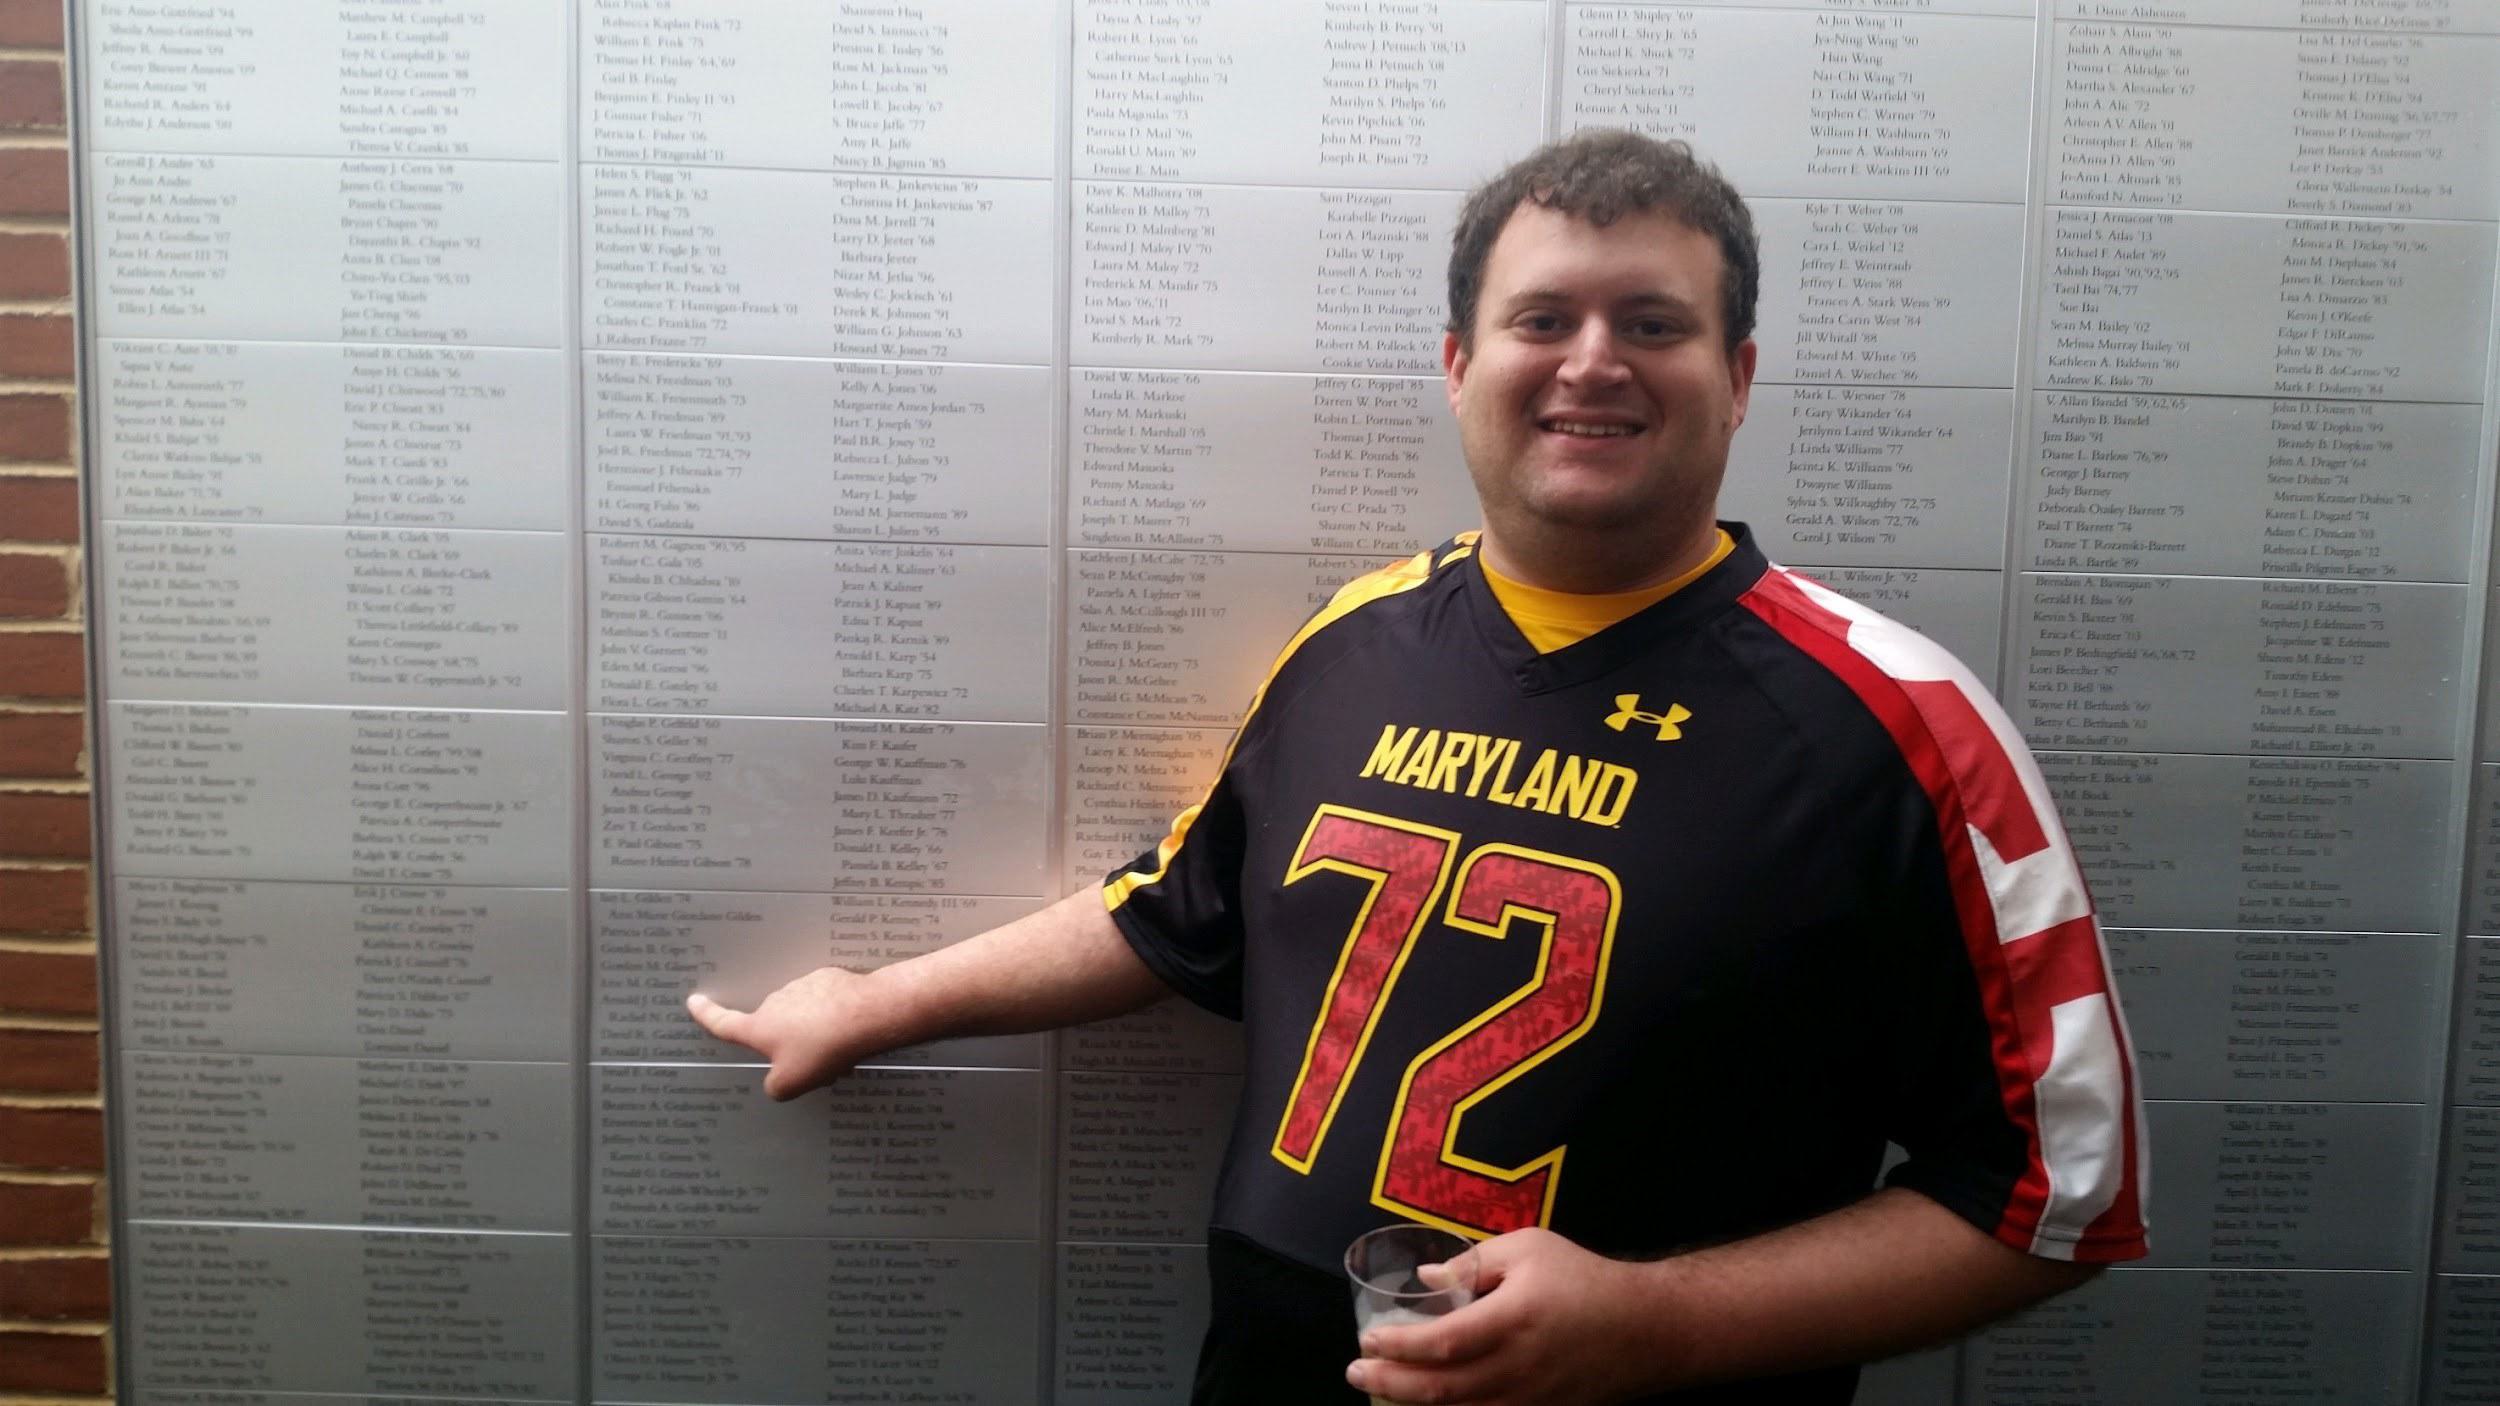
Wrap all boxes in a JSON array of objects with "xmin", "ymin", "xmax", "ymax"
[{"xmin": 1617, "ymin": 1251, "xmax": 1719, "ymax": 1393}]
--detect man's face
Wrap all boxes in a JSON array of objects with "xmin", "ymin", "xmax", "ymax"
[{"xmin": 1444, "ymin": 205, "xmax": 1756, "ymax": 571}]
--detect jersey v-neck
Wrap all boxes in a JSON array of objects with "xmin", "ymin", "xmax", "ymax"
[
  {"xmin": 1462, "ymin": 524, "xmax": 1770, "ymax": 695},
  {"xmin": 1479, "ymin": 528, "xmax": 1735, "ymax": 655}
]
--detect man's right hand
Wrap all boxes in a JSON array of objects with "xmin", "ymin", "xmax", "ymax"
[
  {"xmin": 687, "ymin": 966, "xmax": 885, "ymax": 1101},
  {"xmin": 682, "ymin": 888, "xmax": 1175, "ymax": 1103}
]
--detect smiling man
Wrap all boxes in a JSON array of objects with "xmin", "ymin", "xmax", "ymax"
[{"xmin": 690, "ymin": 131, "xmax": 2148, "ymax": 1405}]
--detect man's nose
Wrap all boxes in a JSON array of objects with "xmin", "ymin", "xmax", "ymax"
[{"xmin": 1558, "ymin": 322, "xmax": 1631, "ymax": 386}]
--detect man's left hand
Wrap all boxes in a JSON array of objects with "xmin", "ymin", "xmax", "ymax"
[{"xmin": 1347, "ymin": 1227, "xmax": 1669, "ymax": 1406}]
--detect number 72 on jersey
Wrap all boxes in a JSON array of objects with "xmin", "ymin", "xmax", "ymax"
[{"xmin": 1271, "ymin": 803, "xmax": 1622, "ymax": 1241}]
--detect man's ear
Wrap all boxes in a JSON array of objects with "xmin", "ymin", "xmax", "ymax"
[
  {"xmin": 1727, "ymin": 338, "xmax": 1757, "ymax": 432},
  {"xmin": 1443, "ymin": 329, "xmax": 1469, "ymax": 417}
]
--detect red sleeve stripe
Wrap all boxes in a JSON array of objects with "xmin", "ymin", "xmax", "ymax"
[{"xmin": 1739, "ymin": 566, "xmax": 2148, "ymax": 1261}]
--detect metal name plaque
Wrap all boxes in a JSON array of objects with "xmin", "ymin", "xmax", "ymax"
[
  {"xmin": 123, "ymin": 1051, "xmax": 572, "ymax": 1231},
  {"xmin": 109, "ymin": 703, "xmax": 573, "ymax": 888},
  {"xmin": 592, "ymin": 1235, "xmax": 1041, "ymax": 1403},
  {"xmin": 115, "ymin": 877, "xmax": 573, "ymax": 1062},
  {"xmin": 99, "ymin": 341, "xmax": 570, "ymax": 531},
  {"xmin": 2444, "ymin": 1108, "xmax": 2500, "ymax": 1273},
  {"xmin": 586, "ymin": 0, "xmax": 1059, "ymax": 177},
  {"xmin": 589, "ymin": 354, "xmax": 1056, "ymax": 545},
  {"xmin": 2434, "ymin": 1275, "xmax": 2500, "ymax": 1406},
  {"xmin": 1057, "ymin": 1072, "xmax": 1240, "ymax": 1244},
  {"xmin": 2104, "ymin": 928, "xmax": 2439, "ymax": 1103},
  {"xmin": 1970, "ymin": 1267, "xmax": 2412, "ymax": 1405},
  {"xmin": 592, "ymin": 1065, "xmax": 1043, "ymax": 1239},
  {"xmin": 2015, "ymin": 574, "xmax": 2465, "ymax": 760},
  {"xmin": 2038, "ymin": 752, "xmax": 2451, "ymax": 933},
  {"xmin": 1056, "ymin": 1241, "xmax": 1213, "ymax": 1406},
  {"xmin": 595, "ymin": 888, "xmax": 1044, "ymax": 1069},
  {"xmin": 1565, "ymin": 5, "xmax": 2035, "ymax": 204},
  {"xmin": 126, "ymin": 1222, "xmax": 576, "ymax": 1398},
  {"xmin": 2459, "ymin": 937, "xmax": 2500, "ymax": 1106},
  {"xmin": 2142, "ymin": 1101, "xmax": 2427, "ymax": 1271},
  {"xmin": 2025, "ymin": 393, "xmax": 2479, "ymax": 583},
  {"xmin": 1724, "ymin": 385, "xmax": 2015, "ymax": 570},
  {"xmin": 1070, "ymin": 369, "xmax": 1473, "ymax": 557}
]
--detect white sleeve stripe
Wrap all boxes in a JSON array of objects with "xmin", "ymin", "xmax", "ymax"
[
  {"xmin": 2031, "ymin": 992, "xmax": 2128, "ymax": 1258},
  {"xmin": 1968, "ymin": 822, "xmax": 2095, "ymax": 945}
]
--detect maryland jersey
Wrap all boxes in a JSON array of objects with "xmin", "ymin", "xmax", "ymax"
[{"xmin": 1104, "ymin": 525, "xmax": 2149, "ymax": 1281}]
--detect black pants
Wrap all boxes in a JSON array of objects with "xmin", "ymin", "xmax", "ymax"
[{"xmin": 1190, "ymin": 1231, "xmax": 1863, "ymax": 1406}]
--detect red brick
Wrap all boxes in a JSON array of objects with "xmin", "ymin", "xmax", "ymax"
[
  {"xmin": 0, "ymin": 60, "xmax": 61, "ymax": 130},
  {"xmin": 0, "ymin": 1328, "xmax": 105, "ymax": 1392},
  {"xmin": 0, "ymin": 948, "xmax": 92, "ymax": 1015},
  {"xmin": 0, "ymin": 313, "xmax": 69, "ymax": 378},
  {"xmin": 0, "ymin": 231, "xmax": 66, "ymax": 300},
  {"xmin": 0, "ymin": 1104, "xmax": 101, "ymax": 1171},
  {"xmin": 0, "ymin": 788, "xmax": 86, "ymax": 858},
  {"xmin": 0, "ymin": 145, "xmax": 65, "ymax": 218},
  {"xmin": 0, "ymin": 474, "xmax": 76, "ymax": 542},
  {"xmin": 0, "ymin": 549, "xmax": 67, "ymax": 617},
  {"xmin": 0, "ymin": 866, "xmax": 85, "ymax": 933},
  {"xmin": 0, "ymin": 1029, "xmax": 95, "ymax": 1093},
  {"xmin": 0, "ymin": 710, "xmax": 81, "ymax": 776},
  {"xmin": 0, "ymin": 391, "xmax": 67, "ymax": 461},
  {"xmin": 0, "ymin": 630, "xmax": 83, "ymax": 698},
  {"xmin": 0, "ymin": 1255, "xmax": 107, "ymax": 1319},
  {"xmin": 0, "ymin": 1179, "xmax": 91, "ymax": 1245},
  {"xmin": 0, "ymin": 0, "xmax": 62, "ymax": 48}
]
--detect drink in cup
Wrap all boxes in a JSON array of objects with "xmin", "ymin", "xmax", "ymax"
[{"xmin": 1345, "ymin": 1223, "xmax": 1478, "ymax": 1406}]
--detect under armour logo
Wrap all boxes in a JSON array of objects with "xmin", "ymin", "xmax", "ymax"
[{"xmin": 1606, "ymin": 694, "xmax": 1691, "ymax": 741}]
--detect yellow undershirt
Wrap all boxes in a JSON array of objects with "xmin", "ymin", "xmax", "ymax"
[{"xmin": 1479, "ymin": 529, "xmax": 1735, "ymax": 655}]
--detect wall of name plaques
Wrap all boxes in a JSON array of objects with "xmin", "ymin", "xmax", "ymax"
[{"xmin": 70, "ymin": 1, "xmax": 2500, "ymax": 1401}]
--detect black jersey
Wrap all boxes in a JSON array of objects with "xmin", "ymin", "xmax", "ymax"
[{"xmin": 1105, "ymin": 525, "xmax": 2149, "ymax": 1282}]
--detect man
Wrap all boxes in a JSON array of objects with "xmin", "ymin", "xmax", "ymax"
[{"xmin": 690, "ymin": 130, "xmax": 2148, "ymax": 1405}]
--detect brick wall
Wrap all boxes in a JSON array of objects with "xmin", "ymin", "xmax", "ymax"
[{"xmin": 0, "ymin": 0, "xmax": 110, "ymax": 1398}]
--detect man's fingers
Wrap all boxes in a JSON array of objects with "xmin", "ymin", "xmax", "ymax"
[
  {"xmin": 1417, "ymin": 1251, "xmax": 1479, "ymax": 1295},
  {"xmin": 1362, "ymin": 1293, "xmax": 1508, "ymax": 1367},
  {"xmin": 1454, "ymin": 1227, "xmax": 1550, "ymax": 1293},
  {"xmin": 685, "ymin": 991, "xmax": 755, "ymax": 1047},
  {"xmin": 1348, "ymin": 1352, "xmax": 1497, "ymax": 1405}
]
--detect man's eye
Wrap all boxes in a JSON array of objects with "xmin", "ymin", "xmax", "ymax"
[
  {"xmin": 1521, "ymin": 313, "xmax": 1565, "ymax": 334},
  {"xmin": 1628, "ymin": 319, "xmax": 1675, "ymax": 339}
]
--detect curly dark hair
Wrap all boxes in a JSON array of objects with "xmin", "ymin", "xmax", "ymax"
[{"xmin": 1447, "ymin": 130, "xmax": 1759, "ymax": 353}]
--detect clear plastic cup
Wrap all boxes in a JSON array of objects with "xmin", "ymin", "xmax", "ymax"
[{"xmin": 1345, "ymin": 1223, "xmax": 1479, "ymax": 1406}]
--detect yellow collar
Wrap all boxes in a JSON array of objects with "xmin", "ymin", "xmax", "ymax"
[{"xmin": 1479, "ymin": 530, "xmax": 1735, "ymax": 655}]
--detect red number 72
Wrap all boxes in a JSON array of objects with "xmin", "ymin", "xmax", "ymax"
[{"xmin": 1268, "ymin": 805, "xmax": 1622, "ymax": 1240}]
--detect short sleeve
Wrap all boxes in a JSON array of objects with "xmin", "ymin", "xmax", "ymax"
[
  {"xmin": 1738, "ymin": 564, "xmax": 2150, "ymax": 1264},
  {"xmin": 1102, "ymin": 768, "xmax": 1251, "ymax": 1020}
]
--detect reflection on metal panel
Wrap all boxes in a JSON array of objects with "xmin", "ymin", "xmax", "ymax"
[{"xmin": 588, "ymin": 714, "xmax": 1048, "ymax": 894}]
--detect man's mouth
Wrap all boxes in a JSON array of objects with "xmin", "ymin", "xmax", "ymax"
[{"xmin": 1539, "ymin": 417, "xmax": 1642, "ymax": 438}]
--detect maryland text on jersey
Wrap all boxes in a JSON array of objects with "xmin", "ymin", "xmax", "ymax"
[
  {"xmin": 1104, "ymin": 526, "xmax": 2148, "ymax": 1280},
  {"xmin": 1357, "ymin": 722, "xmax": 1641, "ymax": 826}
]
